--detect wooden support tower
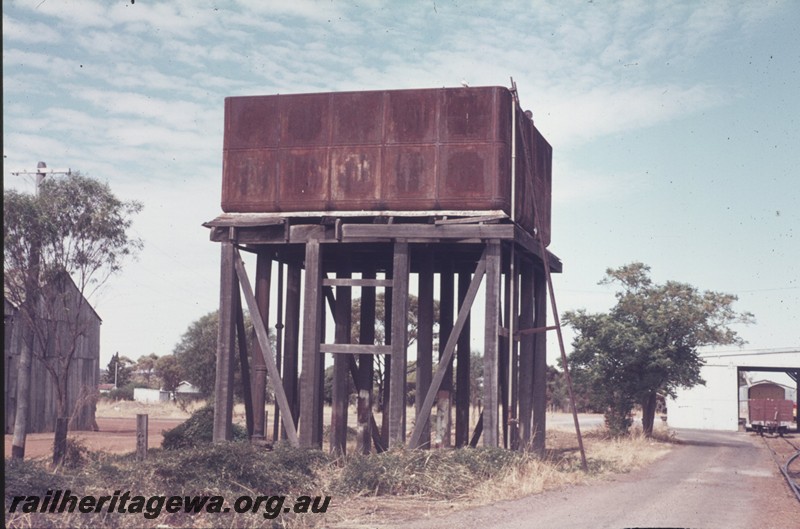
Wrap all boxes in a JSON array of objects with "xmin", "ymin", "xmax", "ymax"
[{"xmin": 206, "ymin": 214, "xmax": 561, "ymax": 453}]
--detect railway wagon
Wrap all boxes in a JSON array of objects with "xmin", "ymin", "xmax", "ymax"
[{"xmin": 748, "ymin": 399, "xmax": 794, "ymax": 436}]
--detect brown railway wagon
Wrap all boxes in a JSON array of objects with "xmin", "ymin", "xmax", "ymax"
[
  {"xmin": 221, "ymin": 86, "xmax": 552, "ymax": 245},
  {"xmin": 748, "ymin": 399, "xmax": 794, "ymax": 436}
]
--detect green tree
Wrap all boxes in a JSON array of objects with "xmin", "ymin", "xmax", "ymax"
[
  {"xmin": 133, "ymin": 353, "xmax": 160, "ymax": 387},
  {"xmin": 155, "ymin": 354, "xmax": 183, "ymax": 393},
  {"xmin": 565, "ymin": 263, "xmax": 753, "ymax": 436},
  {"xmin": 104, "ymin": 353, "xmax": 135, "ymax": 388},
  {"xmin": 4, "ymin": 173, "xmax": 142, "ymax": 460},
  {"xmin": 172, "ymin": 311, "xmax": 268, "ymax": 400},
  {"xmin": 348, "ymin": 293, "xmax": 439, "ymax": 411},
  {"xmin": 173, "ymin": 312, "xmax": 221, "ymax": 397}
]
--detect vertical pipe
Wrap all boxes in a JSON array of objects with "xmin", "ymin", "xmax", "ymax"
[
  {"xmin": 455, "ymin": 270, "xmax": 472, "ymax": 447},
  {"xmin": 381, "ymin": 286, "xmax": 392, "ymax": 449},
  {"xmin": 518, "ymin": 261, "xmax": 535, "ymax": 449},
  {"xmin": 357, "ymin": 269, "xmax": 376, "ymax": 454},
  {"xmin": 500, "ymin": 258, "xmax": 511, "ymax": 448},
  {"xmin": 234, "ymin": 287, "xmax": 254, "ymax": 438},
  {"xmin": 252, "ymin": 252, "xmax": 271, "ymax": 440},
  {"xmin": 331, "ymin": 265, "xmax": 351, "ymax": 455},
  {"xmin": 511, "ymin": 92, "xmax": 517, "ymax": 223},
  {"xmin": 509, "ymin": 251, "xmax": 520, "ymax": 450},
  {"xmin": 282, "ymin": 263, "xmax": 302, "ymax": 438},
  {"xmin": 438, "ymin": 261, "xmax": 454, "ymax": 447},
  {"xmin": 272, "ymin": 262, "xmax": 284, "ymax": 441}
]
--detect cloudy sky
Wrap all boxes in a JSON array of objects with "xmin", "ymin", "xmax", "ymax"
[{"xmin": 4, "ymin": 0, "xmax": 799, "ymax": 369}]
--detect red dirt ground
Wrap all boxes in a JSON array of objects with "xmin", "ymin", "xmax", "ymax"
[{"xmin": 4, "ymin": 416, "xmax": 187, "ymax": 460}]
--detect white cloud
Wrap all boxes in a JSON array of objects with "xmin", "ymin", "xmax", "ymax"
[{"xmin": 2, "ymin": 13, "xmax": 63, "ymax": 44}]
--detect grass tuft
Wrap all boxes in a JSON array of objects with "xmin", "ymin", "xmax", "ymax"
[{"xmin": 335, "ymin": 447, "xmax": 524, "ymax": 498}]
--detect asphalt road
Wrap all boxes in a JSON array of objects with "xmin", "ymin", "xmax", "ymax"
[{"xmin": 389, "ymin": 429, "xmax": 800, "ymax": 529}]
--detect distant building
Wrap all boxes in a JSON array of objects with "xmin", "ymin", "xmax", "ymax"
[
  {"xmin": 668, "ymin": 349, "xmax": 800, "ymax": 431},
  {"xmin": 4, "ymin": 274, "xmax": 101, "ymax": 433},
  {"xmin": 133, "ymin": 387, "xmax": 171, "ymax": 404},
  {"xmin": 175, "ymin": 380, "xmax": 202, "ymax": 397}
]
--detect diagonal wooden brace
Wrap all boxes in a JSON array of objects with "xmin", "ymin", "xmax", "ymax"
[
  {"xmin": 408, "ymin": 248, "xmax": 488, "ymax": 449},
  {"xmin": 233, "ymin": 248, "xmax": 300, "ymax": 447}
]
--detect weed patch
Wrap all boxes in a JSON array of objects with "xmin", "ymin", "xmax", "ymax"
[
  {"xmin": 161, "ymin": 403, "xmax": 247, "ymax": 449},
  {"xmin": 336, "ymin": 447, "xmax": 523, "ymax": 498}
]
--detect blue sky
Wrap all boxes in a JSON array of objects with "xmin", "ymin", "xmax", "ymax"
[{"xmin": 4, "ymin": 0, "xmax": 799, "ymax": 368}]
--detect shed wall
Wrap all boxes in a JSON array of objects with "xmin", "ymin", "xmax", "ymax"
[
  {"xmin": 4, "ymin": 288, "xmax": 100, "ymax": 434},
  {"xmin": 667, "ymin": 351, "xmax": 800, "ymax": 431}
]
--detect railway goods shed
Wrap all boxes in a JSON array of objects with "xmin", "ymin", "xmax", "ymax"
[{"xmin": 667, "ymin": 348, "xmax": 800, "ymax": 431}]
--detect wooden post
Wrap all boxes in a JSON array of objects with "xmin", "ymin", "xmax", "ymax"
[
  {"xmin": 234, "ymin": 287, "xmax": 254, "ymax": 438},
  {"xmin": 213, "ymin": 239, "xmax": 236, "ymax": 442},
  {"xmin": 532, "ymin": 268, "xmax": 548, "ymax": 455},
  {"xmin": 136, "ymin": 414, "xmax": 148, "ymax": 461},
  {"xmin": 251, "ymin": 252, "xmax": 271, "ymax": 440},
  {"xmin": 331, "ymin": 267, "xmax": 352, "ymax": 455},
  {"xmin": 300, "ymin": 241, "xmax": 323, "ymax": 448},
  {"xmin": 500, "ymin": 263, "xmax": 511, "ymax": 448},
  {"xmin": 518, "ymin": 261, "xmax": 535, "ymax": 450},
  {"xmin": 455, "ymin": 270, "xmax": 472, "ymax": 447},
  {"xmin": 483, "ymin": 240, "xmax": 502, "ymax": 447},
  {"xmin": 233, "ymin": 250, "xmax": 299, "ymax": 447},
  {"xmin": 389, "ymin": 242, "xmax": 409, "ymax": 447},
  {"xmin": 407, "ymin": 251, "xmax": 486, "ymax": 449},
  {"xmin": 273, "ymin": 262, "xmax": 284, "ymax": 442},
  {"xmin": 53, "ymin": 417, "xmax": 68, "ymax": 466},
  {"xmin": 438, "ymin": 262, "xmax": 454, "ymax": 447},
  {"xmin": 416, "ymin": 250, "xmax": 434, "ymax": 449},
  {"xmin": 282, "ymin": 263, "xmax": 302, "ymax": 438},
  {"xmin": 357, "ymin": 270, "xmax": 377, "ymax": 454},
  {"xmin": 381, "ymin": 287, "xmax": 392, "ymax": 449},
  {"xmin": 509, "ymin": 252, "xmax": 520, "ymax": 451}
]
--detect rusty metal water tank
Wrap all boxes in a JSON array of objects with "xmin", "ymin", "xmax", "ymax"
[{"xmin": 221, "ymin": 86, "xmax": 552, "ymax": 245}]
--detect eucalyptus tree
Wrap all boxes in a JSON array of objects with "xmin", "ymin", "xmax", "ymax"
[
  {"xmin": 4, "ymin": 173, "xmax": 142, "ymax": 460},
  {"xmin": 565, "ymin": 263, "xmax": 753, "ymax": 436}
]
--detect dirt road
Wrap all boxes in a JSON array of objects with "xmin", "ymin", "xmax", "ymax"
[{"xmin": 387, "ymin": 429, "xmax": 799, "ymax": 529}]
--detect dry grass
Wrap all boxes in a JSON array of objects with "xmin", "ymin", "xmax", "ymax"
[
  {"xmin": 315, "ymin": 425, "xmax": 675, "ymax": 528},
  {"xmin": 6, "ymin": 404, "xmax": 676, "ymax": 529},
  {"xmin": 95, "ymin": 398, "xmax": 204, "ymax": 419}
]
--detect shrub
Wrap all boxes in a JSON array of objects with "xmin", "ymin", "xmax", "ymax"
[
  {"xmin": 161, "ymin": 403, "xmax": 248, "ymax": 449},
  {"xmin": 105, "ymin": 384, "xmax": 134, "ymax": 401},
  {"xmin": 154, "ymin": 441, "xmax": 328, "ymax": 495},
  {"xmin": 4, "ymin": 459, "xmax": 73, "ymax": 508}
]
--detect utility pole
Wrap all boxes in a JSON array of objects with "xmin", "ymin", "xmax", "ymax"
[{"xmin": 9, "ymin": 162, "xmax": 71, "ymax": 460}]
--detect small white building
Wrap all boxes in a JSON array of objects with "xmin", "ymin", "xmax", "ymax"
[
  {"xmin": 667, "ymin": 348, "xmax": 799, "ymax": 431},
  {"xmin": 133, "ymin": 387, "xmax": 171, "ymax": 404},
  {"xmin": 174, "ymin": 380, "xmax": 202, "ymax": 398}
]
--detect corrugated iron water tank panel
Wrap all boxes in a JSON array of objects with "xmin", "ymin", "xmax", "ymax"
[{"xmin": 221, "ymin": 86, "xmax": 552, "ymax": 245}]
